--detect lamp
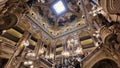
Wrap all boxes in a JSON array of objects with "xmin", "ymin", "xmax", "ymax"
[
  {"xmin": 45, "ymin": 53, "xmax": 54, "ymax": 59},
  {"xmin": 23, "ymin": 40, "xmax": 29, "ymax": 46},
  {"xmin": 45, "ymin": 46, "xmax": 54, "ymax": 59},
  {"xmin": 27, "ymin": 52, "xmax": 36, "ymax": 57},
  {"xmin": 75, "ymin": 47, "xmax": 83, "ymax": 54},
  {"xmin": 26, "ymin": 52, "xmax": 36, "ymax": 60},
  {"xmin": 24, "ymin": 60, "xmax": 33, "ymax": 65},
  {"xmin": 30, "ymin": 65, "xmax": 34, "ymax": 68},
  {"xmin": 62, "ymin": 51, "xmax": 70, "ymax": 57},
  {"xmin": 45, "ymin": 53, "xmax": 50, "ymax": 59},
  {"xmin": 39, "ymin": 47, "xmax": 45, "ymax": 54},
  {"xmin": 49, "ymin": 53, "xmax": 54, "ymax": 59}
]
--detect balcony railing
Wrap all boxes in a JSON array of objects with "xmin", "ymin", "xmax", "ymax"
[
  {"xmin": 39, "ymin": 58, "xmax": 53, "ymax": 67},
  {"xmin": 81, "ymin": 43, "xmax": 103, "ymax": 64}
]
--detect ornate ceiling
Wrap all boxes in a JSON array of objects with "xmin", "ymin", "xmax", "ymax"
[
  {"xmin": 1, "ymin": 0, "xmax": 120, "ymax": 68},
  {"xmin": 0, "ymin": 0, "xmax": 98, "ymax": 61},
  {"xmin": 0, "ymin": 0, "xmax": 98, "ymax": 60},
  {"xmin": 27, "ymin": 0, "xmax": 86, "ymax": 37}
]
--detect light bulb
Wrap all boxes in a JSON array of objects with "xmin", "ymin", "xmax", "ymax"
[
  {"xmin": 24, "ymin": 61, "xmax": 28, "ymax": 65},
  {"xmin": 30, "ymin": 65, "xmax": 34, "ymax": 68},
  {"xmin": 23, "ymin": 40, "xmax": 29, "ymax": 46},
  {"xmin": 28, "ymin": 61, "xmax": 33, "ymax": 65}
]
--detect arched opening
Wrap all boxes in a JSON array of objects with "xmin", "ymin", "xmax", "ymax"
[
  {"xmin": 92, "ymin": 59, "xmax": 119, "ymax": 68},
  {"xmin": 0, "ymin": 58, "xmax": 8, "ymax": 68}
]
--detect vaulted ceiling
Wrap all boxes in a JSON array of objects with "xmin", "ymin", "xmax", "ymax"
[{"xmin": 27, "ymin": 0, "xmax": 86, "ymax": 37}]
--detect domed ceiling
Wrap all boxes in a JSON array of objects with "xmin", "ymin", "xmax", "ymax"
[{"xmin": 27, "ymin": 0, "xmax": 86, "ymax": 38}]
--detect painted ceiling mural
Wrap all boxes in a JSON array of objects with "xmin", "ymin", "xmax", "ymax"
[{"xmin": 27, "ymin": 0, "xmax": 86, "ymax": 36}]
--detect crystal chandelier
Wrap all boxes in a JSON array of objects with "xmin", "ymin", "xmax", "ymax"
[
  {"xmin": 62, "ymin": 38, "xmax": 83, "ymax": 57},
  {"xmin": 67, "ymin": 39, "xmax": 79, "ymax": 48}
]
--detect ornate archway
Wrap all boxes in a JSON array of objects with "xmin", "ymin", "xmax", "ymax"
[{"xmin": 92, "ymin": 59, "xmax": 119, "ymax": 68}]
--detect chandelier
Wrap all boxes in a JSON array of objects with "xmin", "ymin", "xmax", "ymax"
[
  {"xmin": 26, "ymin": 52, "xmax": 36, "ymax": 57},
  {"xmin": 49, "ymin": 53, "xmax": 54, "ymax": 59},
  {"xmin": 38, "ymin": 42, "xmax": 46, "ymax": 55},
  {"xmin": 39, "ymin": 47, "xmax": 45, "ymax": 54},
  {"xmin": 45, "ymin": 52, "xmax": 54, "ymax": 59},
  {"xmin": 62, "ymin": 38, "xmax": 83, "ymax": 57},
  {"xmin": 67, "ymin": 39, "xmax": 79, "ymax": 48},
  {"xmin": 23, "ymin": 40, "xmax": 29, "ymax": 46},
  {"xmin": 25, "ymin": 51, "xmax": 37, "ymax": 60},
  {"xmin": 61, "ymin": 51, "xmax": 70, "ymax": 57},
  {"xmin": 45, "ymin": 46, "xmax": 54, "ymax": 59},
  {"xmin": 75, "ymin": 47, "xmax": 83, "ymax": 54}
]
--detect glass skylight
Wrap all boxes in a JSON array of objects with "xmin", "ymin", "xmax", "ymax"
[{"xmin": 53, "ymin": 0, "xmax": 66, "ymax": 15}]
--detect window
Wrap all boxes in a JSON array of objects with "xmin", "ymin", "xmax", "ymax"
[{"xmin": 52, "ymin": 0, "xmax": 67, "ymax": 15}]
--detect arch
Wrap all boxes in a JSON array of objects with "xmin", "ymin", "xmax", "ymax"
[
  {"xmin": 44, "ymin": 38, "xmax": 51, "ymax": 46},
  {"xmin": 32, "ymin": 30, "xmax": 42, "ymax": 40},
  {"xmin": 0, "ymin": 13, "xmax": 18, "ymax": 30},
  {"xmin": 17, "ymin": 20, "xmax": 31, "ymax": 31},
  {"xmin": 92, "ymin": 59, "xmax": 119, "ymax": 68},
  {"xmin": 55, "ymin": 39, "xmax": 62, "ymax": 46},
  {"xmin": 0, "ymin": 58, "xmax": 8, "ymax": 68}
]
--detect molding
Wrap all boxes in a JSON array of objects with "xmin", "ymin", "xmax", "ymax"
[{"xmin": 25, "ymin": 14, "xmax": 88, "ymax": 40}]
